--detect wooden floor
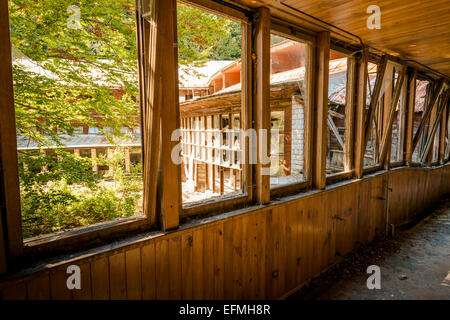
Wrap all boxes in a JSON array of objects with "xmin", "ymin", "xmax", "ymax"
[{"xmin": 0, "ymin": 164, "xmax": 449, "ymax": 300}]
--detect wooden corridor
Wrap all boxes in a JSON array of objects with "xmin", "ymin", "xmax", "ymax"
[
  {"xmin": 1, "ymin": 165, "xmax": 449, "ymax": 299},
  {"xmin": 1, "ymin": 0, "xmax": 450, "ymax": 301}
]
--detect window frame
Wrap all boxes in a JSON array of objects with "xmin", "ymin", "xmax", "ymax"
[
  {"xmin": 325, "ymin": 48, "xmax": 357, "ymax": 184},
  {"xmin": 269, "ymin": 22, "xmax": 315, "ymax": 199},
  {"xmin": 0, "ymin": 0, "xmax": 178, "ymax": 260},
  {"xmin": 178, "ymin": 0, "xmax": 253, "ymax": 218}
]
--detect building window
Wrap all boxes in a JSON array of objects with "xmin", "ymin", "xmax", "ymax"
[
  {"xmin": 269, "ymin": 33, "xmax": 309, "ymax": 188},
  {"xmin": 326, "ymin": 50, "xmax": 349, "ymax": 175},
  {"xmin": 177, "ymin": 1, "xmax": 244, "ymax": 205},
  {"xmin": 88, "ymin": 127, "xmax": 100, "ymax": 134},
  {"xmin": 9, "ymin": 0, "xmax": 144, "ymax": 240},
  {"xmin": 390, "ymin": 66, "xmax": 406, "ymax": 163}
]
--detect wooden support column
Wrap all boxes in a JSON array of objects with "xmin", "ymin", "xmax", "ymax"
[
  {"xmin": 151, "ymin": 0, "xmax": 180, "ymax": 230},
  {"xmin": 312, "ymin": 31, "xmax": 330, "ymax": 189},
  {"xmin": 412, "ymin": 79, "xmax": 445, "ymax": 151},
  {"xmin": 405, "ymin": 69, "xmax": 417, "ymax": 164},
  {"xmin": 354, "ymin": 51, "xmax": 368, "ymax": 178},
  {"xmin": 344, "ymin": 57, "xmax": 356, "ymax": 172},
  {"xmin": 420, "ymin": 90, "xmax": 450, "ymax": 162},
  {"xmin": 439, "ymin": 100, "xmax": 448, "ymax": 164},
  {"xmin": 0, "ymin": 0, "xmax": 23, "ymax": 264},
  {"xmin": 253, "ymin": 7, "xmax": 271, "ymax": 204},
  {"xmin": 379, "ymin": 66, "xmax": 406, "ymax": 167}
]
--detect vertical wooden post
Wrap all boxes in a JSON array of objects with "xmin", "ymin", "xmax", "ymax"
[
  {"xmin": 242, "ymin": 21, "xmax": 253, "ymax": 200},
  {"xmin": 405, "ymin": 69, "xmax": 417, "ymax": 164},
  {"xmin": 354, "ymin": 50, "xmax": 368, "ymax": 178},
  {"xmin": 156, "ymin": 0, "xmax": 180, "ymax": 231},
  {"xmin": 0, "ymin": 0, "xmax": 23, "ymax": 263},
  {"xmin": 439, "ymin": 100, "xmax": 448, "ymax": 164},
  {"xmin": 254, "ymin": 7, "xmax": 271, "ymax": 204},
  {"xmin": 344, "ymin": 57, "xmax": 356, "ymax": 172},
  {"xmin": 312, "ymin": 31, "xmax": 330, "ymax": 189}
]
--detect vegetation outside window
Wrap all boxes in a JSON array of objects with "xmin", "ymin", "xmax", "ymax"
[{"xmin": 10, "ymin": 0, "xmax": 143, "ymax": 239}]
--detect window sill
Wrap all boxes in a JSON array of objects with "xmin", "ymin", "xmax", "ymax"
[{"xmin": 23, "ymin": 214, "xmax": 152, "ymax": 261}]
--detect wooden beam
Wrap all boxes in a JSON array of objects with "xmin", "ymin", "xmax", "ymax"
[
  {"xmin": 139, "ymin": 0, "xmax": 160, "ymax": 226},
  {"xmin": 354, "ymin": 50, "xmax": 368, "ymax": 178},
  {"xmin": 363, "ymin": 55, "xmax": 388, "ymax": 151},
  {"xmin": 0, "ymin": 0, "xmax": 23, "ymax": 262},
  {"xmin": 412, "ymin": 79, "xmax": 445, "ymax": 152},
  {"xmin": 405, "ymin": 69, "xmax": 417, "ymax": 164},
  {"xmin": 379, "ymin": 66, "xmax": 406, "ymax": 165},
  {"xmin": 152, "ymin": 0, "xmax": 180, "ymax": 230},
  {"xmin": 327, "ymin": 115, "xmax": 345, "ymax": 150},
  {"xmin": 439, "ymin": 103, "xmax": 448, "ymax": 164},
  {"xmin": 241, "ymin": 22, "xmax": 253, "ymax": 201},
  {"xmin": 419, "ymin": 89, "xmax": 450, "ymax": 162},
  {"xmin": 312, "ymin": 31, "xmax": 330, "ymax": 189},
  {"xmin": 344, "ymin": 56, "xmax": 356, "ymax": 172},
  {"xmin": 254, "ymin": 7, "xmax": 271, "ymax": 204}
]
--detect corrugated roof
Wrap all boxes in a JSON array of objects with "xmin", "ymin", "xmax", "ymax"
[
  {"xmin": 17, "ymin": 133, "xmax": 141, "ymax": 150},
  {"xmin": 178, "ymin": 61, "xmax": 234, "ymax": 88}
]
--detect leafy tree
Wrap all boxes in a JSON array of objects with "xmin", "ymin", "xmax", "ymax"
[
  {"xmin": 209, "ymin": 22, "xmax": 242, "ymax": 61},
  {"xmin": 9, "ymin": 0, "xmax": 242, "ymax": 236}
]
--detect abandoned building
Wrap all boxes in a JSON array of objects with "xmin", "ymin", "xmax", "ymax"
[{"xmin": 0, "ymin": 0, "xmax": 449, "ymax": 301}]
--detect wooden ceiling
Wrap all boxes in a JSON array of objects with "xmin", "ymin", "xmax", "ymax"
[{"xmin": 234, "ymin": 0, "xmax": 450, "ymax": 77}]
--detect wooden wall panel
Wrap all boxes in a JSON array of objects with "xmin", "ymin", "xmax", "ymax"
[{"xmin": 1, "ymin": 165, "xmax": 449, "ymax": 300}]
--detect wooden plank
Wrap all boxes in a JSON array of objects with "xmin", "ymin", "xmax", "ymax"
[
  {"xmin": 72, "ymin": 263, "xmax": 92, "ymax": 300},
  {"xmin": 168, "ymin": 236, "xmax": 182, "ymax": 299},
  {"xmin": 405, "ymin": 69, "xmax": 417, "ymax": 163},
  {"xmin": 141, "ymin": 243, "xmax": 156, "ymax": 299},
  {"xmin": 244, "ymin": 213, "xmax": 258, "ymax": 299},
  {"xmin": 0, "ymin": 0, "xmax": 23, "ymax": 260},
  {"xmin": 0, "ymin": 207, "xmax": 7, "ymax": 274},
  {"xmin": 91, "ymin": 257, "xmax": 110, "ymax": 300},
  {"xmin": 1, "ymin": 282, "xmax": 27, "ymax": 300},
  {"xmin": 256, "ymin": 211, "xmax": 267, "ymax": 299},
  {"xmin": 125, "ymin": 248, "xmax": 142, "ymax": 300},
  {"xmin": 155, "ymin": 239, "xmax": 170, "ymax": 299},
  {"xmin": 192, "ymin": 228, "xmax": 204, "ymax": 299},
  {"xmin": 412, "ymin": 79, "xmax": 445, "ymax": 151},
  {"xmin": 158, "ymin": 0, "xmax": 181, "ymax": 230},
  {"xmin": 181, "ymin": 232, "xmax": 194, "ymax": 299},
  {"xmin": 27, "ymin": 273, "xmax": 50, "ymax": 300},
  {"xmin": 50, "ymin": 267, "xmax": 73, "ymax": 300},
  {"xmin": 363, "ymin": 55, "xmax": 388, "ymax": 153},
  {"xmin": 344, "ymin": 57, "xmax": 357, "ymax": 172},
  {"xmin": 242, "ymin": 22, "xmax": 253, "ymax": 201},
  {"xmin": 213, "ymin": 223, "xmax": 224, "ymax": 299},
  {"xmin": 240, "ymin": 215, "xmax": 251, "ymax": 299},
  {"xmin": 312, "ymin": 31, "xmax": 330, "ymax": 189},
  {"xmin": 277, "ymin": 207, "xmax": 287, "ymax": 298},
  {"xmin": 420, "ymin": 90, "xmax": 449, "ymax": 162},
  {"xmin": 232, "ymin": 217, "xmax": 243, "ymax": 299},
  {"xmin": 254, "ymin": 7, "xmax": 271, "ymax": 204},
  {"xmin": 203, "ymin": 227, "xmax": 215, "ymax": 299},
  {"xmin": 285, "ymin": 204, "xmax": 298, "ymax": 293},
  {"xmin": 439, "ymin": 102, "xmax": 448, "ymax": 163},
  {"xmin": 354, "ymin": 50, "xmax": 369, "ymax": 178},
  {"xmin": 140, "ymin": 0, "xmax": 161, "ymax": 226},
  {"xmin": 379, "ymin": 65, "xmax": 406, "ymax": 164},
  {"xmin": 109, "ymin": 252, "xmax": 126, "ymax": 300}
]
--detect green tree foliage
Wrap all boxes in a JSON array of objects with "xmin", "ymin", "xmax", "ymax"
[{"xmin": 9, "ymin": 0, "xmax": 242, "ymax": 237}]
